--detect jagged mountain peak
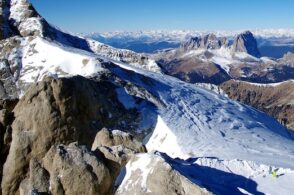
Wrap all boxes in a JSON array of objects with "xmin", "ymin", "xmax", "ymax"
[
  {"xmin": 180, "ymin": 30, "xmax": 260, "ymax": 58},
  {"xmin": 181, "ymin": 33, "xmax": 227, "ymax": 50},
  {"xmin": 0, "ymin": 0, "xmax": 43, "ymax": 38},
  {"xmin": 232, "ymin": 30, "xmax": 261, "ymax": 57}
]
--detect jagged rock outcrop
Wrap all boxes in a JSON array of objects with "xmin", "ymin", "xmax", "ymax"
[
  {"xmin": 92, "ymin": 128, "xmax": 147, "ymax": 180},
  {"xmin": 232, "ymin": 31, "xmax": 261, "ymax": 57},
  {"xmin": 0, "ymin": 98, "xmax": 17, "ymax": 187},
  {"xmin": 115, "ymin": 153, "xmax": 212, "ymax": 195},
  {"xmin": 1, "ymin": 76, "xmax": 140, "ymax": 195},
  {"xmin": 181, "ymin": 33, "xmax": 227, "ymax": 50},
  {"xmin": 92, "ymin": 128, "xmax": 146, "ymax": 152},
  {"xmin": 87, "ymin": 40, "xmax": 161, "ymax": 72},
  {"xmin": 0, "ymin": 36, "xmax": 24, "ymax": 99},
  {"xmin": 19, "ymin": 143, "xmax": 113, "ymax": 195}
]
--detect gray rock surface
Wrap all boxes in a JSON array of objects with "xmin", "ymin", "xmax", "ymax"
[
  {"xmin": 181, "ymin": 33, "xmax": 227, "ymax": 50},
  {"xmin": 92, "ymin": 128, "xmax": 147, "ymax": 181},
  {"xmin": 92, "ymin": 128, "xmax": 146, "ymax": 152},
  {"xmin": 19, "ymin": 143, "xmax": 112, "ymax": 195},
  {"xmin": 43, "ymin": 143, "xmax": 112, "ymax": 195},
  {"xmin": 232, "ymin": 31, "xmax": 261, "ymax": 57}
]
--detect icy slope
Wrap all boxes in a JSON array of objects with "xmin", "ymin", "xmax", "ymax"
[
  {"xmin": 108, "ymin": 62, "xmax": 294, "ymax": 169},
  {"xmin": 109, "ymin": 63, "xmax": 294, "ymax": 194}
]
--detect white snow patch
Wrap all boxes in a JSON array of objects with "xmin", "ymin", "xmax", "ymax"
[
  {"xmin": 20, "ymin": 37, "xmax": 104, "ymax": 83},
  {"xmin": 146, "ymin": 116, "xmax": 188, "ymax": 159},
  {"xmin": 116, "ymin": 153, "xmax": 154, "ymax": 193}
]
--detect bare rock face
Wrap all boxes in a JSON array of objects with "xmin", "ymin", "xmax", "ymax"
[
  {"xmin": 181, "ymin": 33, "xmax": 227, "ymax": 51},
  {"xmin": 232, "ymin": 31, "xmax": 261, "ymax": 57},
  {"xmin": 0, "ymin": 98, "xmax": 17, "ymax": 187},
  {"xmin": 115, "ymin": 153, "xmax": 211, "ymax": 195},
  {"xmin": 92, "ymin": 128, "xmax": 146, "ymax": 152},
  {"xmin": 19, "ymin": 158, "xmax": 50, "ymax": 195},
  {"xmin": 19, "ymin": 143, "xmax": 112, "ymax": 195},
  {"xmin": 43, "ymin": 143, "xmax": 112, "ymax": 195},
  {"xmin": 1, "ymin": 76, "xmax": 139, "ymax": 195},
  {"xmin": 0, "ymin": 36, "xmax": 24, "ymax": 99},
  {"xmin": 92, "ymin": 128, "xmax": 147, "ymax": 180}
]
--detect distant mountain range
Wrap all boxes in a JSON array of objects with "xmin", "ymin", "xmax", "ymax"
[{"xmin": 87, "ymin": 29, "xmax": 294, "ymax": 58}]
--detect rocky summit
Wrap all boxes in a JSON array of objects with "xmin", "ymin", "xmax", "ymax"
[{"xmin": 232, "ymin": 31, "xmax": 261, "ymax": 58}]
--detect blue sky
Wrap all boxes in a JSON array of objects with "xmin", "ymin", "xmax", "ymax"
[{"xmin": 30, "ymin": 0, "xmax": 294, "ymax": 33}]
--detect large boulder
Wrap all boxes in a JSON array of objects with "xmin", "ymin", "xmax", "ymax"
[
  {"xmin": 1, "ymin": 76, "xmax": 139, "ymax": 195},
  {"xmin": 115, "ymin": 153, "xmax": 212, "ymax": 195}
]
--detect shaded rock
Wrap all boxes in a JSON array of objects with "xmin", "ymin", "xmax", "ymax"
[
  {"xmin": 1, "ymin": 76, "xmax": 139, "ymax": 195},
  {"xmin": 19, "ymin": 158, "xmax": 50, "ymax": 195},
  {"xmin": 42, "ymin": 143, "xmax": 112, "ymax": 195},
  {"xmin": 115, "ymin": 153, "xmax": 211, "ymax": 195},
  {"xmin": 232, "ymin": 31, "xmax": 260, "ymax": 57},
  {"xmin": 0, "ymin": 98, "xmax": 18, "ymax": 112},
  {"xmin": 0, "ymin": 36, "xmax": 24, "ymax": 99},
  {"xmin": 0, "ymin": 100, "xmax": 16, "ymax": 188},
  {"xmin": 92, "ymin": 128, "xmax": 146, "ymax": 180}
]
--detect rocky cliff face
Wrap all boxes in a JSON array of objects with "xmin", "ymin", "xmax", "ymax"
[
  {"xmin": 181, "ymin": 33, "xmax": 227, "ymax": 50},
  {"xmin": 232, "ymin": 31, "xmax": 261, "ymax": 57},
  {"xmin": 1, "ymin": 76, "xmax": 141, "ymax": 194},
  {"xmin": 0, "ymin": 75, "xmax": 211, "ymax": 195}
]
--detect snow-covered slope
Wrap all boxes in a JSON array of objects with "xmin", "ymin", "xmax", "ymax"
[
  {"xmin": 109, "ymin": 62, "xmax": 294, "ymax": 168},
  {"xmin": 6, "ymin": 32, "xmax": 294, "ymax": 195},
  {"xmin": 15, "ymin": 33, "xmax": 294, "ymax": 170},
  {"xmin": 20, "ymin": 37, "xmax": 104, "ymax": 83},
  {"xmin": 107, "ymin": 61, "xmax": 294, "ymax": 195}
]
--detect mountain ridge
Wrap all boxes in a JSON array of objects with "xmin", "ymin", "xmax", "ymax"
[{"xmin": 1, "ymin": 0, "xmax": 294, "ymax": 194}]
